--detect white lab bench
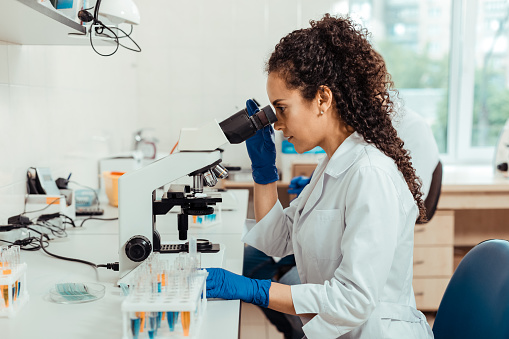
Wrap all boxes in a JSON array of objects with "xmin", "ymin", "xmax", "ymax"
[{"xmin": 0, "ymin": 189, "xmax": 249, "ymax": 339}]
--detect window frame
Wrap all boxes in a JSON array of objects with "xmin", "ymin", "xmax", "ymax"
[{"xmin": 447, "ymin": 0, "xmax": 495, "ymax": 163}]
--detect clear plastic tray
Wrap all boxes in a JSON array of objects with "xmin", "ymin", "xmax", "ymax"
[{"xmin": 49, "ymin": 282, "xmax": 105, "ymax": 304}]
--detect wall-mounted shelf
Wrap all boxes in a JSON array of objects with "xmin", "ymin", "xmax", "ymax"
[{"xmin": 1, "ymin": 0, "xmax": 104, "ymax": 45}]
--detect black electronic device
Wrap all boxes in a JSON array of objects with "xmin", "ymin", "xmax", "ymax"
[
  {"xmin": 78, "ymin": 8, "xmax": 94, "ymax": 22},
  {"xmin": 27, "ymin": 168, "xmax": 60, "ymax": 195}
]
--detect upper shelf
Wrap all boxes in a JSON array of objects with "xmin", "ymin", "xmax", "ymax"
[{"xmin": 1, "ymin": 0, "xmax": 93, "ymax": 45}]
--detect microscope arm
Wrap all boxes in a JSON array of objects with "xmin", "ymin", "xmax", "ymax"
[{"xmin": 118, "ymin": 150, "xmax": 222, "ymax": 278}]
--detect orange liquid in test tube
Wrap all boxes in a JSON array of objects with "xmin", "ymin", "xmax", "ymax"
[
  {"xmin": 181, "ymin": 311, "xmax": 191, "ymax": 336},
  {"xmin": 138, "ymin": 312, "xmax": 146, "ymax": 332}
]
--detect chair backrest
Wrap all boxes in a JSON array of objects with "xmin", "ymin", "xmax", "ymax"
[
  {"xmin": 432, "ymin": 239, "xmax": 509, "ymax": 339},
  {"xmin": 424, "ymin": 160, "xmax": 442, "ymax": 222}
]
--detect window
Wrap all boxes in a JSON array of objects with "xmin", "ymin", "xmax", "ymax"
[
  {"xmin": 471, "ymin": 0, "xmax": 509, "ymax": 148},
  {"xmin": 349, "ymin": 0, "xmax": 452, "ymax": 154},
  {"xmin": 346, "ymin": 0, "xmax": 509, "ymax": 163}
]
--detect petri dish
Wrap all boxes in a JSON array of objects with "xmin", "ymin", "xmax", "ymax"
[{"xmin": 49, "ymin": 282, "xmax": 105, "ymax": 304}]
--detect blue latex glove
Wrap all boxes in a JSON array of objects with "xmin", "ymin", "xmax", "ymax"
[
  {"xmin": 245, "ymin": 99, "xmax": 279, "ymax": 184},
  {"xmin": 287, "ymin": 175, "xmax": 311, "ymax": 195},
  {"xmin": 206, "ymin": 267, "xmax": 271, "ymax": 307}
]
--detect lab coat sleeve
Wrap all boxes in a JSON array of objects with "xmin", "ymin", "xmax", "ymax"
[
  {"xmin": 242, "ymin": 198, "xmax": 298, "ymax": 258},
  {"xmin": 291, "ymin": 166, "xmax": 404, "ymax": 338}
]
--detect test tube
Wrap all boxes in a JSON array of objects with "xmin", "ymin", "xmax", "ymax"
[
  {"xmin": 166, "ymin": 312, "xmax": 177, "ymax": 331},
  {"xmin": 148, "ymin": 312, "xmax": 158, "ymax": 339},
  {"xmin": 157, "ymin": 273, "xmax": 162, "ymax": 293},
  {"xmin": 182, "ymin": 311, "xmax": 191, "ymax": 336},
  {"xmin": 1, "ymin": 247, "xmax": 11, "ymax": 308},
  {"xmin": 13, "ymin": 246, "xmax": 20, "ymax": 299},
  {"xmin": 1, "ymin": 285, "xmax": 8, "ymax": 308},
  {"xmin": 156, "ymin": 311, "xmax": 162, "ymax": 330},
  {"xmin": 188, "ymin": 236, "xmax": 201, "ymax": 269},
  {"xmin": 189, "ymin": 237, "xmax": 197, "ymax": 258},
  {"xmin": 139, "ymin": 312, "xmax": 146, "ymax": 333},
  {"xmin": 130, "ymin": 312, "xmax": 141, "ymax": 339}
]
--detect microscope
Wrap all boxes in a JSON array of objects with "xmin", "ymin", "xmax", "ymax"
[{"xmin": 118, "ymin": 103, "xmax": 277, "ymax": 278}]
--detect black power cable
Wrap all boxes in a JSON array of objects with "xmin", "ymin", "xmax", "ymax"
[
  {"xmin": 22, "ymin": 197, "xmax": 61, "ymax": 215},
  {"xmin": 88, "ymin": 0, "xmax": 141, "ymax": 57},
  {"xmin": 78, "ymin": 216, "xmax": 118, "ymax": 228},
  {"xmin": 37, "ymin": 230, "xmax": 118, "ymax": 270},
  {"xmin": 1, "ymin": 212, "xmax": 119, "ymax": 270}
]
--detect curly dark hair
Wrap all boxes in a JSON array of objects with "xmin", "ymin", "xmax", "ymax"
[{"xmin": 266, "ymin": 14, "xmax": 427, "ymax": 223}]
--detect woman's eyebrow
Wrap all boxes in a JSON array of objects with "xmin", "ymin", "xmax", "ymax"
[{"xmin": 272, "ymin": 99, "xmax": 285, "ymax": 106}]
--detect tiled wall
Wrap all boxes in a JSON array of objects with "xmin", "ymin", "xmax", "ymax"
[
  {"xmin": 0, "ymin": 0, "xmax": 341, "ymax": 223},
  {"xmin": 0, "ymin": 42, "xmax": 139, "ymax": 223}
]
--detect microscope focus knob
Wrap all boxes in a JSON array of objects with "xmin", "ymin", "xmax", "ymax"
[{"xmin": 125, "ymin": 235, "xmax": 152, "ymax": 262}]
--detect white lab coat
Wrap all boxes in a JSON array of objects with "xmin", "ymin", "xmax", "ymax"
[{"xmin": 242, "ymin": 132, "xmax": 434, "ymax": 339}]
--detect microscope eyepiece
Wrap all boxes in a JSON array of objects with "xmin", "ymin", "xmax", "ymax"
[{"xmin": 219, "ymin": 104, "xmax": 277, "ymax": 144}]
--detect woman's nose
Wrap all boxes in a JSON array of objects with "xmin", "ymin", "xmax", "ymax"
[{"xmin": 274, "ymin": 120, "xmax": 282, "ymax": 131}]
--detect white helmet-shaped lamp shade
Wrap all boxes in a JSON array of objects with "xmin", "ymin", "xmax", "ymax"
[{"xmin": 99, "ymin": 0, "xmax": 140, "ymax": 25}]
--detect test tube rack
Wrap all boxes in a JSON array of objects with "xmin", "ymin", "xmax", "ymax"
[
  {"xmin": 121, "ymin": 253, "xmax": 208, "ymax": 338},
  {"xmin": 0, "ymin": 246, "xmax": 28, "ymax": 318}
]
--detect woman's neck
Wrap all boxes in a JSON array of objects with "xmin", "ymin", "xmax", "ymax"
[{"xmin": 320, "ymin": 122, "xmax": 354, "ymax": 159}]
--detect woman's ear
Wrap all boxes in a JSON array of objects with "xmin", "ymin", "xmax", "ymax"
[{"xmin": 317, "ymin": 85, "xmax": 333, "ymax": 114}]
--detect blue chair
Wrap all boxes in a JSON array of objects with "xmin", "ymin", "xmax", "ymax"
[{"xmin": 432, "ymin": 239, "xmax": 509, "ymax": 339}]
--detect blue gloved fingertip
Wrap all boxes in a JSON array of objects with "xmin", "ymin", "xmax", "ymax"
[{"xmin": 246, "ymin": 99, "xmax": 260, "ymax": 116}]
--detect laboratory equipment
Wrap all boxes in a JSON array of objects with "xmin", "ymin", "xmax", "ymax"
[
  {"xmin": 27, "ymin": 167, "xmax": 61, "ymax": 195},
  {"xmin": 121, "ymin": 249, "xmax": 207, "ymax": 338},
  {"xmin": 25, "ymin": 194, "xmax": 75, "ymax": 221},
  {"xmin": 49, "ymin": 282, "xmax": 105, "ymax": 304},
  {"xmin": 133, "ymin": 128, "xmax": 158, "ymax": 160},
  {"xmin": 97, "ymin": 0, "xmax": 140, "ymax": 25},
  {"xmin": 103, "ymin": 171, "xmax": 126, "ymax": 207},
  {"xmin": 187, "ymin": 202, "xmax": 221, "ymax": 228},
  {"xmin": 118, "ymin": 103, "xmax": 276, "ymax": 279},
  {"xmin": 0, "ymin": 245, "xmax": 28, "ymax": 318},
  {"xmin": 75, "ymin": 188, "xmax": 99, "ymax": 207}
]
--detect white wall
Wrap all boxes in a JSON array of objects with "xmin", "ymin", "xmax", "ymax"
[
  {"xmin": 0, "ymin": 42, "xmax": 138, "ymax": 223},
  {"xmin": 0, "ymin": 0, "xmax": 340, "ymax": 223},
  {"xmin": 134, "ymin": 0, "xmax": 335, "ymax": 177}
]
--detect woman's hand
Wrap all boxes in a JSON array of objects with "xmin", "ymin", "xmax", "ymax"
[
  {"xmin": 245, "ymin": 99, "xmax": 279, "ymax": 184},
  {"xmin": 288, "ymin": 175, "xmax": 311, "ymax": 195},
  {"xmin": 206, "ymin": 267, "xmax": 271, "ymax": 307}
]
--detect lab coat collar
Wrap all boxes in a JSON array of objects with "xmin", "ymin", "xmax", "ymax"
[
  {"xmin": 323, "ymin": 131, "xmax": 367, "ymax": 178},
  {"xmin": 298, "ymin": 132, "xmax": 367, "ymax": 219}
]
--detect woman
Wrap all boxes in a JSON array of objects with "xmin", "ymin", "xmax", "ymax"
[{"xmin": 207, "ymin": 14, "xmax": 434, "ymax": 339}]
